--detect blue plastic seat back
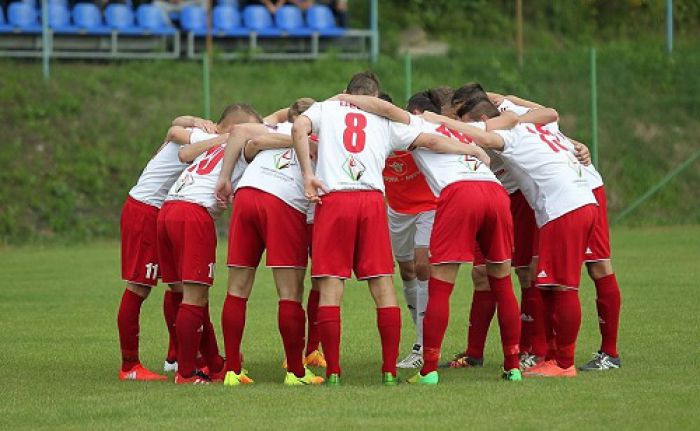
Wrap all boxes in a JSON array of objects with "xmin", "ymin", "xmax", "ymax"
[
  {"xmin": 306, "ymin": 5, "xmax": 336, "ymax": 30},
  {"xmin": 180, "ymin": 5, "xmax": 206, "ymax": 31},
  {"xmin": 18, "ymin": 0, "xmax": 37, "ymax": 8},
  {"xmin": 0, "ymin": 7, "xmax": 6, "ymax": 24},
  {"xmin": 217, "ymin": 0, "xmax": 238, "ymax": 7},
  {"xmin": 213, "ymin": 5, "xmax": 241, "ymax": 30},
  {"xmin": 137, "ymin": 4, "xmax": 168, "ymax": 30},
  {"xmin": 242, "ymin": 5, "xmax": 273, "ymax": 31},
  {"xmin": 275, "ymin": 5, "xmax": 304, "ymax": 31},
  {"xmin": 72, "ymin": 3, "xmax": 103, "ymax": 29},
  {"xmin": 105, "ymin": 4, "xmax": 135, "ymax": 29},
  {"xmin": 48, "ymin": 4, "xmax": 71, "ymax": 28},
  {"xmin": 8, "ymin": 2, "xmax": 39, "ymax": 27},
  {"xmin": 48, "ymin": 0, "xmax": 68, "ymax": 7}
]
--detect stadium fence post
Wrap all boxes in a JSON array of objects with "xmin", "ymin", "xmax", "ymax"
[
  {"xmin": 404, "ymin": 52, "xmax": 412, "ymax": 105},
  {"xmin": 612, "ymin": 149, "xmax": 700, "ymax": 224},
  {"xmin": 202, "ymin": 54, "xmax": 211, "ymax": 119},
  {"xmin": 667, "ymin": 0, "xmax": 674, "ymax": 54},
  {"xmin": 41, "ymin": 0, "xmax": 50, "ymax": 81},
  {"xmin": 370, "ymin": 0, "xmax": 379, "ymax": 63},
  {"xmin": 516, "ymin": 0, "xmax": 523, "ymax": 67},
  {"xmin": 590, "ymin": 47, "xmax": 598, "ymax": 167}
]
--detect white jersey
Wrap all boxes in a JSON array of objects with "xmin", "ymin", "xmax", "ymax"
[
  {"xmin": 128, "ymin": 128, "xmax": 214, "ymax": 207},
  {"xmin": 236, "ymin": 123, "xmax": 309, "ymax": 214},
  {"xmin": 498, "ymin": 99, "xmax": 604, "ymax": 190},
  {"xmin": 409, "ymin": 115, "xmax": 500, "ymax": 195},
  {"xmin": 303, "ymin": 100, "xmax": 420, "ymax": 193},
  {"xmin": 494, "ymin": 123, "xmax": 597, "ymax": 227},
  {"xmin": 166, "ymin": 137, "xmax": 248, "ymax": 216}
]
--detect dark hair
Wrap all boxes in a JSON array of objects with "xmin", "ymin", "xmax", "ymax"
[
  {"xmin": 287, "ymin": 97, "xmax": 316, "ymax": 122},
  {"xmin": 379, "ymin": 92, "xmax": 393, "ymax": 103},
  {"xmin": 428, "ymin": 86, "xmax": 455, "ymax": 112},
  {"xmin": 452, "ymin": 82, "xmax": 487, "ymax": 108},
  {"xmin": 406, "ymin": 91, "xmax": 439, "ymax": 114},
  {"xmin": 218, "ymin": 103, "xmax": 263, "ymax": 125},
  {"xmin": 346, "ymin": 71, "xmax": 380, "ymax": 96},
  {"xmin": 461, "ymin": 97, "xmax": 500, "ymax": 121}
]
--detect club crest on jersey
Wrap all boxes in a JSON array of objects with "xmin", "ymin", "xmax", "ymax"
[
  {"xmin": 274, "ymin": 149, "xmax": 297, "ymax": 170},
  {"xmin": 172, "ymin": 173, "xmax": 194, "ymax": 194},
  {"xmin": 342, "ymin": 155, "xmax": 366, "ymax": 181},
  {"xmin": 389, "ymin": 160, "xmax": 405, "ymax": 174},
  {"xmin": 459, "ymin": 155, "xmax": 482, "ymax": 171}
]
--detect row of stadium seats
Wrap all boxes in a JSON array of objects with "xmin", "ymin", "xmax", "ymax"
[{"xmin": 0, "ymin": 3, "xmax": 344, "ymax": 37}]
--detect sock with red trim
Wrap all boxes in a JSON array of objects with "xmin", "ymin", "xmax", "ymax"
[
  {"xmin": 595, "ymin": 273, "xmax": 621, "ymax": 358},
  {"xmin": 465, "ymin": 290, "xmax": 496, "ymax": 359},
  {"xmin": 488, "ymin": 275, "xmax": 521, "ymax": 370},
  {"xmin": 221, "ymin": 294, "xmax": 247, "ymax": 373},
  {"xmin": 377, "ymin": 306, "xmax": 401, "ymax": 376},
  {"xmin": 279, "ymin": 300, "xmax": 306, "ymax": 378},
  {"xmin": 200, "ymin": 305, "xmax": 224, "ymax": 374},
  {"xmin": 317, "ymin": 306, "xmax": 341, "ymax": 377},
  {"xmin": 541, "ymin": 288, "xmax": 557, "ymax": 360},
  {"xmin": 163, "ymin": 290, "xmax": 183, "ymax": 362},
  {"xmin": 420, "ymin": 277, "xmax": 454, "ymax": 375},
  {"xmin": 305, "ymin": 289, "xmax": 321, "ymax": 356},
  {"xmin": 175, "ymin": 303, "xmax": 205, "ymax": 378},
  {"xmin": 553, "ymin": 290, "xmax": 582, "ymax": 369},
  {"xmin": 117, "ymin": 289, "xmax": 146, "ymax": 372},
  {"xmin": 529, "ymin": 283, "xmax": 547, "ymax": 358}
]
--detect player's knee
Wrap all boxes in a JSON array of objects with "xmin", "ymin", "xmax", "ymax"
[
  {"xmin": 127, "ymin": 283, "xmax": 151, "ymax": 299},
  {"xmin": 587, "ymin": 260, "xmax": 614, "ymax": 280},
  {"xmin": 397, "ymin": 261, "xmax": 416, "ymax": 281},
  {"xmin": 471, "ymin": 266, "xmax": 489, "ymax": 291},
  {"xmin": 414, "ymin": 261, "xmax": 430, "ymax": 281},
  {"xmin": 515, "ymin": 267, "xmax": 531, "ymax": 288},
  {"xmin": 485, "ymin": 261, "xmax": 511, "ymax": 279}
]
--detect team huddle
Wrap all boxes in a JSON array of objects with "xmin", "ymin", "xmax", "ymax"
[{"xmin": 116, "ymin": 71, "xmax": 622, "ymax": 386}]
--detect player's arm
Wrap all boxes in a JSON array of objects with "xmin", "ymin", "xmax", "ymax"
[
  {"xmin": 485, "ymin": 111, "xmax": 519, "ymax": 131},
  {"xmin": 244, "ymin": 133, "xmax": 293, "ymax": 162},
  {"xmin": 518, "ymin": 108, "xmax": 559, "ymax": 125},
  {"xmin": 504, "ymin": 95, "xmax": 545, "ymax": 109},
  {"xmin": 214, "ymin": 123, "xmax": 269, "ymax": 205},
  {"xmin": 336, "ymin": 94, "xmax": 411, "ymax": 125},
  {"xmin": 171, "ymin": 116, "xmax": 217, "ymax": 134},
  {"xmin": 410, "ymin": 134, "xmax": 490, "ymax": 166},
  {"xmin": 426, "ymin": 117, "xmax": 505, "ymax": 151},
  {"xmin": 178, "ymin": 133, "xmax": 230, "ymax": 163},
  {"xmin": 263, "ymin": 108, "xmax": 290, "ymax": 126},
  {"xmin": 569, "ymin": 138, "xmax": 592, "ymax": 166},
  {"xmin": 292, "ymin": 115, "xmax": 327, "ymax": 203}
]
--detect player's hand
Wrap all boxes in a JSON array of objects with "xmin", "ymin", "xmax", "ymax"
[
  {"xmin": 304, "ymin": 175, "xmax": 328, "ymax": 204},
  {"xmin": 214, "ymin": 176, "xmax": 232, "ymax": 209},
  {"xmin": 573, "ymin": 141, "xmax": 591, "ymax": 166},
  {"xmin": 472, "ymin": 145, "xmax": 491, "ymax": 167},
  {"xmin": 194, "ymin": 118, "xmax": 217, "ymax": 134}
]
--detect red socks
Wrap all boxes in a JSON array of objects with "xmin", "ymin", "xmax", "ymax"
[
  {"xmin": 465, "ymin": 290, "xmax": 495, "ymax": 359},
  {"xmin": 377, "ymin": 307, "xmax": 401, "ymax": 376},
  {"xmin": 594, "ymin": 273, "xmax": 621, "ymax": 357},
  {"xmin": 553, "ymin": 290, "xmax": 582, "ymax": 369},
  {"xmin": 175, "ymin": 303, "xmax": 205, "ymax": 378},
  {"xmin": 199, "ymin": 305, "xmax": 224, "ymax": 374},
  {"xmin": 305, "ymin": 289, "xmax": 321, "ymax": 356},
  {"xmin": 279, "ymin": 300, "xmax": 306, "ymax": 378},
  {"xmin": 420, "ymin": 277, "xmax": 454, "ymax": 375},
  {"xmin": 163, "ymin": 290, "xmax": 183, "ymax": 362},
  {"xmin": 488, "ymin": 275, "xmax": 521, "ymax": 370},
  {"xmin": 221, "ymin": 294, "xmax": 247, "ymax": 374},
  {"xmin": 117, "ymin": 289, "xmax": 146, "ymax": 371},
  {"xmin": 317, "ymin": 306, "xmax": 341, "ymax": 377}
]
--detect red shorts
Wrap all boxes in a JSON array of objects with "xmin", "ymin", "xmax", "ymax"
[
  {"xmin": 585, "ymin": 186, "xmax": 612, "ymax": 261},
  {"xmin": 473, "ymin": 243, "xmax": 486, "ymax": 266},
  {"xmin": 510, "ymin": 190, "xmax": 537, "ymax": 268},
  {"xmin": 157, "ymin": 201, "xmax": 217, "ymax": 286},
  {"xmin": 430, "ymin": 181, "xmax": 513, "ymax": 265},
  {"xmin": 121, "ymin": 196, "xmax": 160, "ymax": 287},
  {"xmin": 535, "ymin": 204, "xmax": 598, "ymax": 289},
  {"xmin": 227, "ymin": 188, "xmax": 309, "ymax": 268},
  {"xmin": 311, "ymin": 191, "xmax": 393, "ymax": 279}
]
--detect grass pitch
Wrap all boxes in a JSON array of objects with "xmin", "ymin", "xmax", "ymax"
[{"xmin": 1, "ymin": 226, "xmax": 698, "ymax": 430}]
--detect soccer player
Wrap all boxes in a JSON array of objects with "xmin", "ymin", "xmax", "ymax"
[
  {"xmin": 292, "ymin": 72, "xmax": 489, "ymax": 385},
  {"xmin": 158, "ymin": 103, "xmax": 262, "ymax": 384},
  {"xmin": 216, "ymin": 98, "xmax": 326, "ymax": 386},
  {"xmin": 117, "ymin": 116, "xmax": 228, "ymax": 381},
  {"xmin": 440, "ymin": 98, "xmax": 598, "ymax": 377}
]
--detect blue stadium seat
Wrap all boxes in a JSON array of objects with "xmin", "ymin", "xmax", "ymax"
[
  {"xmin": 242, "ymin": 5, "xmax": 281, "ymax": 36},
  {"xmin": 0, "ymin": 7, "xmax": 11, "ymax": 32},
  {"xmin": 213, "ymin": 5, "xmax": 247, "ymax": 36},
  {"xmin": 136, "ymin": 4, "xmax": 176, "ymax": 35},
  {"xmin": 275, "ymin": 5, "xmax": 312, "ymax": 36},
  {"xmin": 306, "ymin": 5, "xmax": 344, "ymax": 36},
  {"xmin": 47, "ymin": 4, "xmax": 76, "ymax": 33},
  {"xmin": 47, "ymin": 0, "xmax": 68, "ymax": 7},
  {"xmin": 217, "ymin": 0, "xmax": 239, "ymax": 7},
  {"xmin": 72, "ymin": 3, "xmax": 110, "ymax": 34},
  {"xmin": 104, "ymin": 4, "xmax": 140, "ymax": 34},
  {"xmin": 180, "ymin": 5, "xmax": 206, "ymax": 34},
  {"xmin": 7, "ymin": 2, "xmax": 42, "ymax": 33}
]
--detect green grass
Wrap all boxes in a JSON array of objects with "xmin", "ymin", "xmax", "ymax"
[{"xmin": 1, "ymin": 226, "xmax": 699, "ymax": 430}]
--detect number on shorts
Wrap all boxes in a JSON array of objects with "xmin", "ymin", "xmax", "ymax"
[
  {"xmin": 342, "ymin": 113, "xmax": 367, "ymax": 153},
  {"xmin": 145, "ymin": 263, "xmax": 159, "ymax": 280},
  {"xmin": 526, "ymin": 124, "xmax": 568, "ymax": 153},
  {"xmin": 208, "ymin": 263, "xmax": 215, "ymax": 278}
]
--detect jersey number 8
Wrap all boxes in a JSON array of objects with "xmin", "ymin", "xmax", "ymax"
[{"xmin": 343, "ymin": 113, "xmax": 367, "ymax": 153}]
